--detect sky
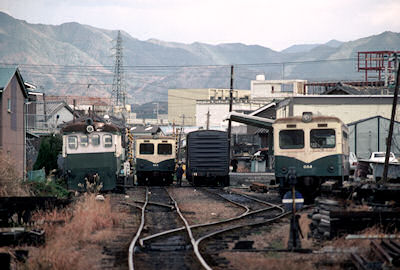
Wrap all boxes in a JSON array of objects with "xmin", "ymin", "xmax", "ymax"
[{"xmin": 0, "ymin": 0, "xmax": 399, "ymax": 51}]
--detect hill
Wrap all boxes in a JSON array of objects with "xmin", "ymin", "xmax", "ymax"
[{"xmin": 0, "ymin": 11, "xmax": 399, "ymax": 103}]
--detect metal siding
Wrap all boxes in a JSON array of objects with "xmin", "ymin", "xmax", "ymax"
[{"xmin": 187, "ymin": 130, "xmax": 229, "ymax": 175}]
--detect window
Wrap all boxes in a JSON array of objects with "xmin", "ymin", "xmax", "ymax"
[
  {"xmin": 68, "ymin": 136, "xmax": 78, "ymax": 149},
  {"xmin": 310, "ymin": 129, "xmax": 336, "ymax": 148},
  {"xmin": 103, "ymin": 134, "xmax": 113, "ymax": 148},
  {"xmin": 80, "ymin": 135, "xmax": 88, "ymax": 147},
  {"xmin": 279, "ymin": 130, "xmax": 304, "ymax": 149},
  {"xmin": 342, "ymin": 131, "xmax": 348, "ymax": 140},
  {"xmin": 7, "ymin": 98, "xmax": 11, "ymax": 112},
  {"xmin": 140, "ymin": 143, "xmax": 154, "ymax": 154},
  {"xmin": 91, "ymin": 134, "xmax": 100, "ymax": 146},
  {"xmin": 158, "ymin": 143, "xmax": 172, "ymax": 155}
]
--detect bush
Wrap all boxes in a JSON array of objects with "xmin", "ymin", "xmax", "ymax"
[
  {"xmin": 28, "ymin": 180, "xmax": 69, "ymax": 198},
  {"xmin": 33, "ymin": 134, "xmax": 62, "ymax": 175}
]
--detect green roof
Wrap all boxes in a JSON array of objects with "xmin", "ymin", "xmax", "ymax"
[{"xmin": 0, "ymin": 67, "xmax": 27, "ymax": 97}]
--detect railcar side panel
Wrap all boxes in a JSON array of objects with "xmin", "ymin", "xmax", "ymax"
[{"xmin": 186, "ymin": 130, "xmax": 229, "ymax": 186}]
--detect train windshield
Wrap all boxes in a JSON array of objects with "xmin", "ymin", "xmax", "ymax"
[
  {"xmin": 158, "ymin": 143, "xmax": 172, "ymax": 155},
  {"xmin": 310, "ymin": 129, "xmax": 336, "ymax": 148},
  {"xmin": 140, "ymin": 143, "xmax": 154, "ymax": 154},
  {"xmin": 279, "ymin": 130, "xmax": 304, "ymax": 149}
]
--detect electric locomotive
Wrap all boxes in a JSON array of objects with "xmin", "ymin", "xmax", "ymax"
[
  {"xmin": 135, "ymin": 136, "xmax": 176, "ymax": 185},
  {"xmin": 273, "ymin": 113, "xmax": 349, "ymax": 199},
  {"xmin": 61, "ymin": 118, "xmax": 125, "ymax": 191}
]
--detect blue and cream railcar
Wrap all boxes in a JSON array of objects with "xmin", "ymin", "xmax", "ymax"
[
  {"xmin": 273, "ymin": 113, "xmax": 349, "ymax": 199},
  {"xmin": 61, "ymin": 119, "xmax": 124, "ymax": 191},
  {"xmin": 135, "ymin": 136, "xmax": 176, "ymax": 185}
]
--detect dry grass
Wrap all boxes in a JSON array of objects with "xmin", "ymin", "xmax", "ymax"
[
  {"xmin": 24, "ymin": 194, "xmax": 127, "ymax": 270},
  {"xmin": 0, "ymin": 153, "xmax": 31, "ymax": 196}
]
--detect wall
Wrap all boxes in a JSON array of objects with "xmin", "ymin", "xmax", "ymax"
[{"xmin": 0, "ymin": 75, "xmax": 25, "ymax": 177}]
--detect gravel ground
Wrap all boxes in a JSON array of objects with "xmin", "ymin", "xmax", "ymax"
[{"xmin": 168, "ymin": 187, "xmax": 244, "ymax": 225}]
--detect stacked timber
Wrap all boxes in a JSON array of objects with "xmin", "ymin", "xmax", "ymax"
[{"xmin": 308, "ymin": 197, "xmax": 343, "ymax": 240}]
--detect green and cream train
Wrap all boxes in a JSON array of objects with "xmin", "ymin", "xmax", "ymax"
[
  {"xmin": 273, "ymin": 113, "xmax": 350, "ymax": 199},
  {"xmin": 135, "ymin": 136, "xmax": 176, "ymax": 185},
  {"xmin": 61, "ymin": 118, "xmax": 125, "ymax": 191}
]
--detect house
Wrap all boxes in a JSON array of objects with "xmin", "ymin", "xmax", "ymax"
[
  {"xmin": 27, "ymin": 100, "xmax": 77, "ymax": 135},
  {"xmin": 0, "ymin": 67, "xmax": 28, "ymax": 177}
]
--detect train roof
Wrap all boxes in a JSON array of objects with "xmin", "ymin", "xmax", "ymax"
[
  {"xmin": 274, "ymin": 115, "xmax": 344, "ymax": 124},
  {"xmin": 135, "ymin": 135, "xmax": 175, "ymax": 140},
  {"xmin": 61, "ymin": 121, "xmax": 120, "ymax": 133}
]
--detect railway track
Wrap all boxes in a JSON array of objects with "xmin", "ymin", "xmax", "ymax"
[
  {"xmin": 127, "ymin": 186, "xmax": 287, "ymax": 269},
  {"xmin": 129, "ymin": 186, "xmax": 201, "ymax": 270}
]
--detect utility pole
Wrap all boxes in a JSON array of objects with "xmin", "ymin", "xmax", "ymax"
[
  {"xmin": 383, "ymin": 54, "xmax": 400, "ymax": 182},
  {"xmin": 227, "ymin": 65, "xmax": 234, "ymax": 160},
  {"xmin": 177, "ymin": 114, "xmax": 185, "ymax": 162},
  {"xmin": 206, "ymin": 109, "xmax": 210, "ymax": 130},
  {"xmin": 111, "ymin": 30, "xmax": 126, "ymax": 114}
]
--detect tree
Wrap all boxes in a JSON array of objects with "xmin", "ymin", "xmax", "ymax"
[{"xmin": 33, "ymin": 134, "xmax": 62, "ymax": 175}]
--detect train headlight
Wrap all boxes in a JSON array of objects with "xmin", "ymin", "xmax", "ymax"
[
  {"xmin": 281, "ymin": 167, "xmax": 288, "ymax": 173},
  {"xmin": 327, "ymin": 165, "xmax": 335, "ymax": 173},
  {"xmin": 302, "ymin": 112, "xmax": 313, "ymax": 123}
]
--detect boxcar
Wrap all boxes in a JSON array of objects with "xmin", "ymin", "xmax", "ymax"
[{"xmin": 186, "ymin": 130, "xmax": 230, "ymax": 186}]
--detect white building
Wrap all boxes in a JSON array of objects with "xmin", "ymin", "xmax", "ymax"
[{"xmin": 251, "ymin": 75, "xmax": 307, "ymax": 100}]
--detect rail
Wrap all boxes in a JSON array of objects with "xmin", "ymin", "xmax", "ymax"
[{"xmin": 128, "ymin": 187, "xmax": 149, "ymax": 270}]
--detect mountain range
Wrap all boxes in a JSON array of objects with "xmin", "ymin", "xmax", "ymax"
[{"xmin": 0, "ymin": 11, "xmax": 399, "ymax": 104}]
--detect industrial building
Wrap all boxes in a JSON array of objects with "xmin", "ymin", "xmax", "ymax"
[{"xmin": 168, "ymin": 88, "xmax": 251, "ymax": 126}]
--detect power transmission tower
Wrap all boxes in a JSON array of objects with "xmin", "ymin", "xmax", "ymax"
[{"xmin": 111, "ymin": 30, "xmax": 126, "ymax": 113}]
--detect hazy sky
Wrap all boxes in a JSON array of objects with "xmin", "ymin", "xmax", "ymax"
[{"xmin": 1, "ymin": 0, "xmax": 399, "ymax": 51}]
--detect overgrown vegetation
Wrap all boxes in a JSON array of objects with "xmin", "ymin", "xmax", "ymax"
[
  {"xmin": 33, "ymin": 134, "xmax": 62, "ymax": 175},
  {"xmin": 25, "ymin": 194, "xmax": 127, "ymax": 270},
  {"xmin": 27, "ymin": 180, "xmax": 69, "ymax": 198},
  {"xmin": 0, "ymin": 153, "xmax": 31, "ymax": 196}
]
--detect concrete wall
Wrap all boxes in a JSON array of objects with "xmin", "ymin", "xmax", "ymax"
[{"xmin": 0, "ymin": 75, "xmax": 25, "ymax": 177}]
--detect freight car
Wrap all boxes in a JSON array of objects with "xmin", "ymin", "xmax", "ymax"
[
  {"xmin": 135, "ymin": 136, "xmax": 176, "ymax": 185},
  {"xmin": 61, "ymin": 118, "xmax": 125, "ymax": 191},
  {"xmin": 186, "ymin": 130, "xmax": 230, "ymax": 186},
  {"xmin": 273, "ymin": 113, "xmax": 349, "ymax": 200}
]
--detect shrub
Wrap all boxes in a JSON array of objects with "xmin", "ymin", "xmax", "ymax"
[{"xmin": 33, "ymin": 134, "xmax": 62, "ymax": 175}]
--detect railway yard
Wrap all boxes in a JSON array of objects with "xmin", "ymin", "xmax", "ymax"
[{"xmin": 2, "ymin": 176, "xmax": 400, "ymax": 270}]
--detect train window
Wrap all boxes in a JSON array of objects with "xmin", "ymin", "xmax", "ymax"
[
  {"xmin": 279, "ymin": 130, "xmax": 304, "ymax": 149},
  {"xmin": 68, "ymin": 136, "xmax": 78, "ymax": 149},
  {"xmin": 158, "ymin": 144, "xmax": 172, "ymax": 155},
  {"xmin": 140, "ymin": 143, "xmax": 154, "ymax": 154},
  {"xmin": 310, "ymin": 129, "xmax": 336, "ymax": 148},
  {"xmin": 103, "ymin": 134, "xmax": 113, "ymax": 148},
  {"xmin": 91, "ymin": 134, "xmax": 100, "ymax": 146},
  {"xmin": 80, "ymin": 135, "xmax": 88, "ymax": 147}
]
